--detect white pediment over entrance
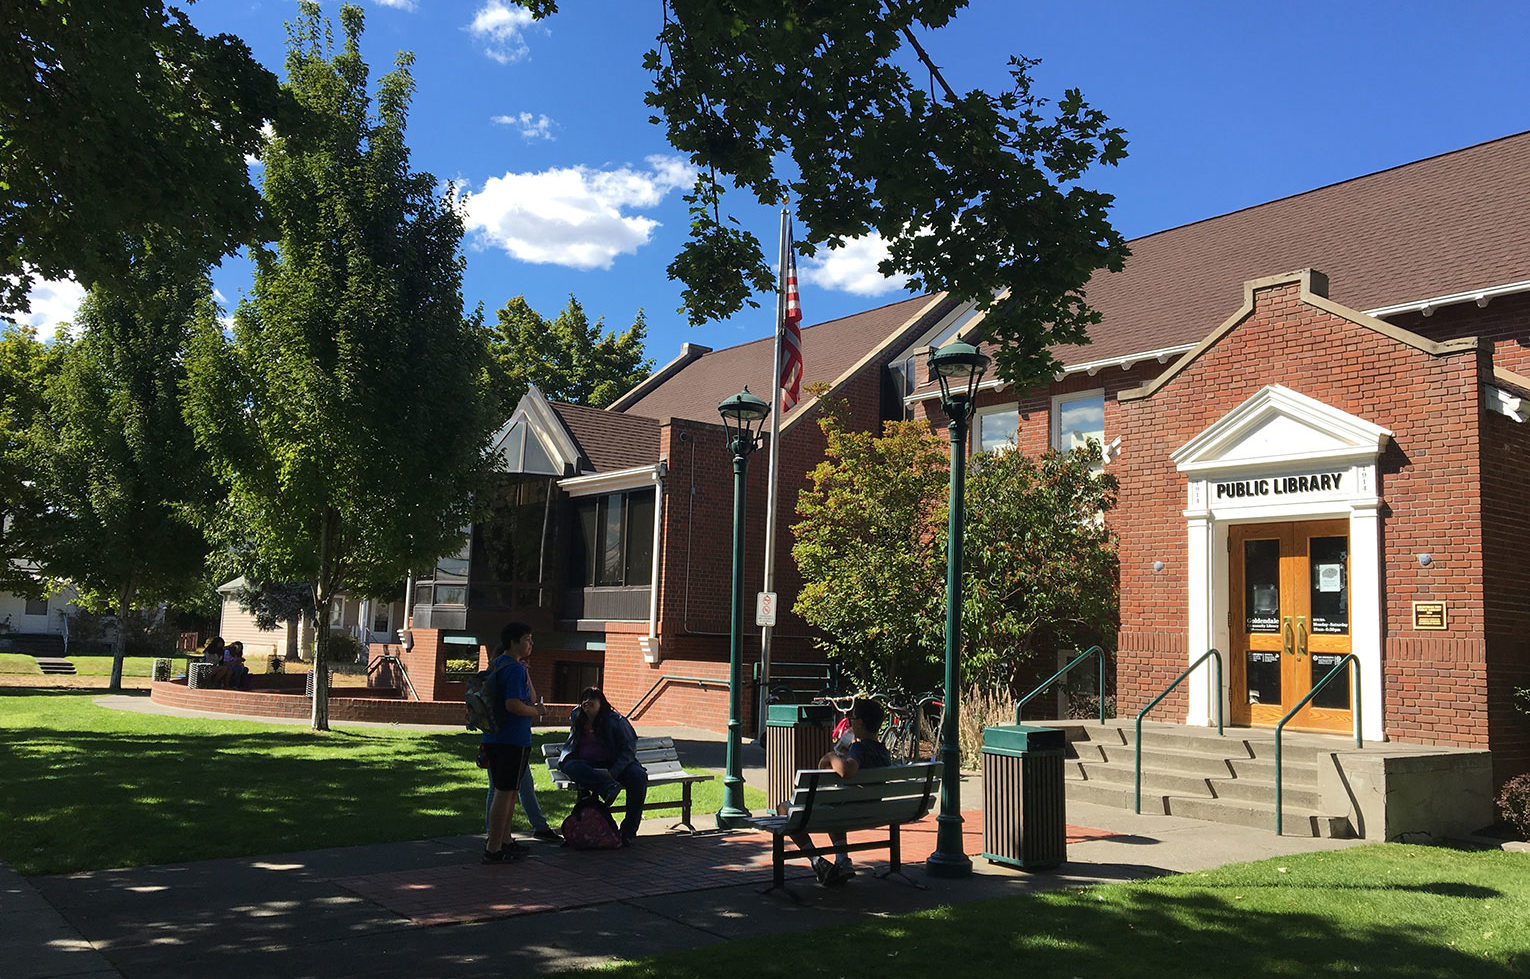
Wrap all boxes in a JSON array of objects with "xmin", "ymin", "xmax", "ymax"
[{"xmin": 1172, "ymin": 384, "xmax": 1392, "ymax": 475}]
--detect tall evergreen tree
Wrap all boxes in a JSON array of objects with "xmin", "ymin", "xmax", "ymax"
[
  {"xmin": 185, "ymin": 2, "xmax": 498, "ymax": 730},
  {"xmin": 486, "ymin": 295, "xmax": 652, "ymax": 416}
]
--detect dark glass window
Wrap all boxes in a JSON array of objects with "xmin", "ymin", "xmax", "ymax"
[
  {"xmin": 568, "ymin": 489, "xmax": 655, "ymax": 588},
  {"xmin": 25, "ymin": 597, "xmax": 47, "ymax": 616}
]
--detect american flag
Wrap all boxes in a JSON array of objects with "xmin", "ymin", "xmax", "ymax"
[{"xmin": 778, "ymin": 219, "xmax": 803, "ymax": 412}]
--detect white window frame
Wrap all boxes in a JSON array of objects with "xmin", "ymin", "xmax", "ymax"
[
  {"xmin": 1051, "ymin": 389, "xmax": 1106, "ymax": 456},
  {"xmin": 972, "ymin": 402, "xmax": 1020, "ymax": 453}
]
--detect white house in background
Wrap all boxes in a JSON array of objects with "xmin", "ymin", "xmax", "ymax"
[{"xmin": 215, "ymin": 577, "xmax": 406, "ymax": 659}]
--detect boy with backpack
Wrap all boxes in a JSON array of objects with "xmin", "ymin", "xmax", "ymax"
[{"xmin": 480, "ymin": 621, "xmax": 548, "ymax": 863}]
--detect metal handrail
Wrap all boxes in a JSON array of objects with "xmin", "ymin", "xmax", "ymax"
[
  {"xmin": 1274, "ymin": 653, "xmax": 1362, "ymax": 835},
  {"xmin": 365, "ymin": 653, "xmax": 419, "ymax": 701},
  {"xmin": 1015, "ymin": 645, "xmax": 1108, "ymax": 725},
  {"xmin": 1135, "ymin": 649, "xmax": 1223, "ymax": 813},
  {"xmin": 629, "ymin": 673, "xmax": 730, "ymax": 718}
]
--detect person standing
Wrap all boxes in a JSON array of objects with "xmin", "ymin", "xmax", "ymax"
[
  {"xmin": 481, "ymin": 621, "xmax": 547, "ymax": 863},
  {"xmin": 483, "ymin": 641, "xmax": 561, "ymax": 843},
  {"xmin": 557, "ymin": 687, "xmax": 648, "ymax": 844}
]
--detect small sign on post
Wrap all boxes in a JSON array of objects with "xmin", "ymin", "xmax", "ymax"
[{"xmin": 755, "ymin": 591, "xmax": 778, "ymax": 627}]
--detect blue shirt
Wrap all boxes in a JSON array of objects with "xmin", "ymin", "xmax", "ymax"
[{"xmin": 481, "ymin": 654, "xmax": 532, "ymax": 747}]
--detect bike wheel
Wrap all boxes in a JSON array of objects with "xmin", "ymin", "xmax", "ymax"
[
  {"xmin": 916, "ymin": 703, "xmax": 942, "ymax": 761},
  {"xmin": 884, "ymin": 714, "xmax": 913, "ymax": 764}
]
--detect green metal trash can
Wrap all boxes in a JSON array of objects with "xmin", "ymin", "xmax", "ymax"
[
  {"xmin": 981, "ymin": 724, "xmax": 1067, "ymax": 869},
  {"xmin": 765, "ymin": 702, "xmax": 836, "ymax": 813}
]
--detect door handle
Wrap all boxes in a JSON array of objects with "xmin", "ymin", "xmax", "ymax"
[
  {"xmin": 1282, "ymin": 616, "xmax": 1293, "ymax": 657},
  {"xmin": 1296, "ymin": 616, "xmax": 1308, "ymax": 660}
]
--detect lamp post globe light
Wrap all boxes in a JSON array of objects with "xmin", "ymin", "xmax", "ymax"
[
  {"xmin": 925, "ymin": 339, "xmax": 989, "ymax": 877},
  {"xmin": 716, "ymin": 386, "xmax": 771, "ymax": 828}
]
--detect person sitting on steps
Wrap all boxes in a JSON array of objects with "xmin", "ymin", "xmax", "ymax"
[
  {"xmin": 792, "ymin": 697, "xmax": 891, "ymax": 886},
  {"xmin": 556, "ymin": 687, "xmax": 648, "ymax": 844}
]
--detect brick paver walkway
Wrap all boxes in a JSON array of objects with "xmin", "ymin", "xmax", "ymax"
[{"xmin": 335, "ymin": 812, "xmax": 1119, "ymax": 926}]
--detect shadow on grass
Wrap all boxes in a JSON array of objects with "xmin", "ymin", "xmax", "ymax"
[
  {"xmin": 578, "ymin": 860, "xmax": 1524, "ymax": 979},
  {"xmin": 1, "ymin": 690, "xmax": 750, "ymax": 875}
]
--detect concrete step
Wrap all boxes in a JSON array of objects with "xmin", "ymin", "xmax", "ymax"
[
  {"xmin": 1163, "ymin": 794, "xmax": 1353, "ymax": 838},
  {"xmin": 1073, "ymin": 760, "xmax": 1216, "ymax": 798},
  {"xmin": 34, "ymin": 657, "xmax": 76, "ymax": 675}
]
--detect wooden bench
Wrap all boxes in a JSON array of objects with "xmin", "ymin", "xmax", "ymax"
[
  {"xmin": 542, "ymin": 736, "xmax": 715, "ymax": 832},
  {"xmin": 744, "ymin": 761, "xmax": 941, "ymax": 895}
]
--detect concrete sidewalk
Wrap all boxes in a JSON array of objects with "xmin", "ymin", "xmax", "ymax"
[{"xmin": 6, "ymin": 699, "xmax": 1373, "ymax": 979}]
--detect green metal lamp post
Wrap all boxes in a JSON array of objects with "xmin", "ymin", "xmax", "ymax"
[
  {"xmin": 716, "ymin": 386, "xmax": 770, "ymax": 829},
  {"xmin": 925, "ymin": 339, "xmax": 989, "ymax": 878}
]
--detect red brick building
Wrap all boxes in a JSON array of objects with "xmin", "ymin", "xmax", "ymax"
[{"xmin": 410, "ymin": 132, "xmax": 1530, "ymax": 792}]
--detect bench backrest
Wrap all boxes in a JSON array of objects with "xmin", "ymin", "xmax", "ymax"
[
  {"xmin": 780, "ymin": 761, "xmax": 941, "ymax": 835},
  {"xmin": 543, "ymin": 736, "xmax": 684, "ymax": 777}
]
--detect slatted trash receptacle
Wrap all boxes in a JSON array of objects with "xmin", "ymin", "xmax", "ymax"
[
  {"xmin": 765, "ymin": 702, "xmax": 835, "ymax": 813},
  {"xmin": 981, "ymin": 724, "xmax": 1067, "ymax": 869},
  {"xmin": 187, "ymin": 662, "xmax": 216, "ymax": 689}
]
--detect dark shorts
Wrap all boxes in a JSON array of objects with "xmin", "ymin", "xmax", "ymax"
[{"xmin": 484, "ymin": 743, "xmax": 531, "ymax": 792}]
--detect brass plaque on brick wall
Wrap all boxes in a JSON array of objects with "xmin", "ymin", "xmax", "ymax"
[{"xmin": 1412, "ymin": 601, "xmax": 1447, "ymax": 630}]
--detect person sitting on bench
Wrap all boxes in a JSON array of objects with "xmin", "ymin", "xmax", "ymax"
[
  {"xmin": 556, "ymin": 687, "xmax": 648, "ymax": 844},
  {"xmin": 792, "ymin": 697, "xmax": 891, "ymax": 886}
]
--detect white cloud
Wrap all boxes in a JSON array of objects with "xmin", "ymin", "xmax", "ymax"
[
  {"xmin": 462, "ymin": 155, "xmax": 696, "ymax": 270},
  {"xmin": 492, "ymin": 112, "xmax": 556, "ymax": 141},
  {"xmin": 798, "ymin": 234, "xmax": 911, "ymax": 297},
  {"xmin": 374, "ymin": 0, "xmax": 418, "ymax": 9},
  {"xmin": 11, "ymin": 276, "xmax": 86, "ymax": 341},
  {"xmin": 469, "ymin": 2, "xmax": 537, "ymax": 64}
]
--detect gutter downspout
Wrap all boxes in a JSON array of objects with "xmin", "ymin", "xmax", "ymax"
[{"xmin": 643, "ymin": 462, "xmax": 667, "ymax": 662}]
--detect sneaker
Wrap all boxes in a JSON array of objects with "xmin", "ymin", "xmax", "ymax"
[
  {"xmin": 501, "ymin": 839, "xmax": 530, "ymax": 859},
  {"xmin": 813, "ymin": 857, "xmax": 835, "ymax": 886},
  {"xmin": 533, "ymin": 827, "xmax": 562, "ymax": 842},
  {"xmin": 831, "ymin": 863, "xmax": 857, "ymax": 884},
  {"xmin": 621, "ymin": 831, "xmax": 638, "ymax": 846},
  {"xmin": 482, "ymin": 848, "xmax": 507, "ymax": 865}
]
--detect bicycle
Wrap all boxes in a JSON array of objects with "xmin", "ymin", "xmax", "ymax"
[{"xmin": 877, "ymin": 688, "xmax": 944, "ymax": 764}]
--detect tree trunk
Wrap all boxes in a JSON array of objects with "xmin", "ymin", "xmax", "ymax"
[
  {"xmin": 108, "ymin": 581, "xmax": 134, "ymax": 693},
  {"xmin": 310, "ymin": 508, "xmax": 339, "ymax": 731}
]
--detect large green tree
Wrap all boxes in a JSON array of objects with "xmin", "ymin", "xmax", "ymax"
[
  {"xmin": 0, "ymin": 327, "xmax": 61, "ymax": 596},
  {"xmin": 793, "ymin": 403, "xmax": 1119, "ymax": 697},
  {"xmin": 12, "ymin": 248, "xmax": 221, "ymax": 690},
  {"xmin": 486, "ymin": 295, "xmax": 653, "ymax": 416},
  {"xmin": 522, "ymin": 0, "xmax": 1125, "ymax": 387},
  {"xmin": 0, "ymin": 2, "xmax": 285, "ymax": 314},
  {"xmin": 185, "ymin": 2, "xmax": 499, "ymax": 730}
]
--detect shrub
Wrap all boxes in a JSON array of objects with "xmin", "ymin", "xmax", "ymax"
[
  {"xmin": 325, "ymin": 633, "xmax": 363, "ymax": 663},
  {"xmin": 444, "ymin": 658, "xmax": 478, "ymax": 675},
  {"xmin": 266, "ymin": 653, "xmax": 284, "ymax": 674},
  {"xmin": 1498, "ymin": 774, "xmax": 1530, "ymax": 840}
]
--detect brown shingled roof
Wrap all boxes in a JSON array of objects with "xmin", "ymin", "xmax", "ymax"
[
  {"xmin": 1054, "ymin": 130, "xmax": 1530, "ymax": 367},
  {"xmin": 621, "ymin": 294, "xmax": 944, "ymax": 423},
  {"xmin": 550, "ymin": 402, "xmax": 659, "ymax": 474}
]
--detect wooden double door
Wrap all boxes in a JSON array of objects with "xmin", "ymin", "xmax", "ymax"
[{"xmin": 1229, "ymin": 520, "xmax": 1353, "ymax": 733}]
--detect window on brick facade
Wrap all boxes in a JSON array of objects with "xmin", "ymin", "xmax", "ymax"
[
  {"xmin": 973, "ymin": 403, "xmax": 1019, "ymax": 453},
  {"xmin": 1052, "ymin": 391, "xmax": 1106, "ymax": 470},
  {"xmin": 568, "ymin": 490, "xmax": 654, "ymax": 588}
]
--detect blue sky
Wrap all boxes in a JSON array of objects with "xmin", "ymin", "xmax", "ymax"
[{"xmin": 18, "ymin": 1, "xmax": 1530, "ymax": 366}]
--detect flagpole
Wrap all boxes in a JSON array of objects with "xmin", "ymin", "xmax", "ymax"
[{"xmin": 758, "ymin": 202, "xmax": 790, "ymax": 739}]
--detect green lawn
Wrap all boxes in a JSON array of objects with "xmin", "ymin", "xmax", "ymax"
[
  {"xmin": 0, "ymin": 653, "xmax": 42, "ymax": 674},
  {"xmin": 562, "ymin": 844, "xmax": 1529, "ymax": 978},
  {"xmin": 68, "ymin": 655, "xmax": 160, "ymax": 677},
  {"xmin": 0, "ymin": 688, "xmax": 762, "ymax": 875}
]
